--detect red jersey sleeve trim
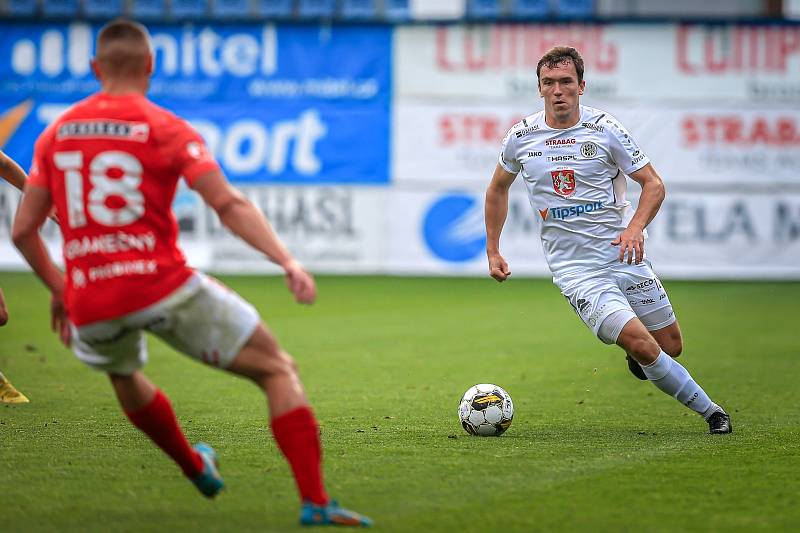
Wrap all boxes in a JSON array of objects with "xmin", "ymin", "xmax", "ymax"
[{"xmin": 181, "ymin": 159, "xmax": 221, "ymax": 186}]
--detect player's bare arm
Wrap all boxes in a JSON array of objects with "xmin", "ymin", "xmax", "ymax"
[
  {"xmin": 190, "ymin": 170, "xmax": 316, "ymax": 304},
  {"xmin": 0, "ymin": 150, "xmax": 28, "ymax": 191},
  {"xmin": 485, "ymin": 163, "xmax": 517, "ymax": 282},
  {"xmin": 11, "ymin": 184, "xmax": 70, "ymax": 345},
  {"xmin": 611, "ymin": 163, "xmax": 666, "ymax": 265}
]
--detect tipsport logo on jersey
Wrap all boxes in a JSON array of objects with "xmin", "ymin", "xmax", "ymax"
[
  {"xmin": 422, "ymin": 193, "xmax": 486, "ymax": 263},
  {"xmin": 538, "ymin": 201, "xmax": 605, "ymax": 221}
]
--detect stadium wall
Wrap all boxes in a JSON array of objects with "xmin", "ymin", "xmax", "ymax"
[{"xmin": 0, "ymin": 21, "xmax": 798, "ymax": 279}]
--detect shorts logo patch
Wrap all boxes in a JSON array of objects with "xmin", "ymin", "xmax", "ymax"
[
  {"xmin": 551, "ymin": 169, "xmax": 576, "ymax": 197},
  {"xmin": 577, "ymin": 298, "xmax": 591, "ymax": 315},
  {"xmin": 587, "ymin": 303, "xmax": 608, "ymax": 327},
  {"xmin": 625, "ymin": 278, "xmax": 662, "ymax": 293}
]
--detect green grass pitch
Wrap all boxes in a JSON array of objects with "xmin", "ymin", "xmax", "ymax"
[{"xmin": 1, "ymin": 272, "xmax": 798, "ymax": 532}]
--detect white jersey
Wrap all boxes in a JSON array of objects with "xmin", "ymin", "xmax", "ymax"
[{"xmin": 498, "ymin": 105, "xmax": 650, "ymax": 280}]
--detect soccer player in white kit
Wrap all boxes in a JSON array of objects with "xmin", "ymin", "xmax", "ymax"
[{"xmin": 484, "ymin": 47, "xmax": 731, "ymax": 434}]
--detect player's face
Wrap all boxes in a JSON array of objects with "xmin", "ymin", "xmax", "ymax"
[{"xmin": 538, "ymin": 60, "xmax": 585, "ymax": 125}]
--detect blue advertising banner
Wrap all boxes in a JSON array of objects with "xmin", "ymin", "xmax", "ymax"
[{"xmin": 0, "ymin": 22, "xmax": 391, "ymax": 184}]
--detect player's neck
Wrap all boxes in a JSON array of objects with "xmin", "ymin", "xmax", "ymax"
[
  {"xmin": 100, "ymin": 78, "xmax": 149, "ymax": 96},
  {"xmin": 545, "ymin": 107, "xmax": 581, "ymax": 129}
]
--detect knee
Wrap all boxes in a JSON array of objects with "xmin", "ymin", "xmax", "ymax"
[
  {"xmin": 664, "ymin": 340, "xmax": 683, "ymax": 358},
  {"xmin": 0, "ymin": 309, "xmax": 7, "ymax": 327},
  {"xmin": 252, "ymin": 346, "xmax": 299, "ymax": 385},
  {"xmin": 274, "ymin": 350, "xmax": 299, "ymax": 376},
  {"xmin": 660, "ymin": 333, "xmax": 683, "ymax": 357},
  {"xmin": 624, "ymin": 336, "xmax": 661, "ymax": 362}
]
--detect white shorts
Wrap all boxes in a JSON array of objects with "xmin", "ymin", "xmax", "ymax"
[
  {"xmin": 556, "ymin": 262, "xmax": 676, "ymax": 345},
  {"xmin": 71, "ymin": 273, "xmax": 260, "ymax": 375}
]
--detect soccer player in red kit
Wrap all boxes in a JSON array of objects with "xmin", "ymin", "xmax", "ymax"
[
  {"xmin": 12, "ymin": 19, "xmax": 371, "ymax": 527},
  {"xmin": 0, "ymin": 150, "xmax": 32, "ymax": 403}
]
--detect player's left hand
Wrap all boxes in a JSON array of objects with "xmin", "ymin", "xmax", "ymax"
[
  {"xmin": 50, "ymin": 291, "xmax": 71, "ymax": 346},
  {"xmin": 283, "ymin": 259, "xmax": 317, "ymax": 305},
  {"xmin": 611, "ymin": 226, "xmax": 645, "ymax": 265}
]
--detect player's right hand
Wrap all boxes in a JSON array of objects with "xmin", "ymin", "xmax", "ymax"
[
  {"xmin": 50, "ymin": 291, "xmax": 71, "ymax": 346},
  {"xmin": 283, "ymin": 259, "xmax": 317, "ymax": 305},
  {"xmin": 488, "ymin": 253, "xmax": 511, "ymax": 282}
]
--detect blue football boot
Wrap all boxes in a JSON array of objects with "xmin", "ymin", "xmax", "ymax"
[
  {"xmin": 191, "ymin": 443, "xmax": 224, "ymax": 498},
  {"xmin": 300, "ymin": 500, "xmax": 373, "ymax": 527}
]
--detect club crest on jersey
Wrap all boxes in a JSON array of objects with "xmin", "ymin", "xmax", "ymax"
[
  {"xmin": 551, "ymin": 169, "xmax": 576, "ymax": 197},
  {"xmin": 580, "ymin": 141, "xmax": 598, "ymax": 158}
]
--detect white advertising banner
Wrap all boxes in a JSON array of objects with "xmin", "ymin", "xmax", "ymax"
[
  {"xmin": 389, "ymin": 186, "xmax": 800, "ymax": 280},
  {"xmin": 0, "ymin": 184, "xmax": 389, "ymax": 274},
  {"xmin": 395, "ymin": 24, "xmax": 800, "ymax": 103},
  {"xmin": 393, "ymin": 102, "xmax": 800, "ymax": 187},
  {"xmin": 1, "ymin": 184, "xmax": 799, "ymax": 279}
]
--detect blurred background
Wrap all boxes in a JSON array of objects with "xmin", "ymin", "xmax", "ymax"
[{"xmin": 0, "ymin": 0, "xmax": 798, "ymax": 279}]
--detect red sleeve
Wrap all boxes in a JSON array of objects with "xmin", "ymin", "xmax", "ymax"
[
  {"xmin": 161, "ymin": 117, "xmax": 221, "ymax": 186},
  {"xmin": 28, "ymin": 127, "xmax": 54, "ymax": 189}
]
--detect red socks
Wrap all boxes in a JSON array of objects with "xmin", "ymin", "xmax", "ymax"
[
  {"xmin": 126, "ymin": 393, "xmax": 328, "ymax": 504},
  {"xmin": 271, "ymin": 406, "xmax": 329, "ymax": 506},
  {"xmin": 125, "ymin": 389, "xmax": 203, "ymax": 478}
]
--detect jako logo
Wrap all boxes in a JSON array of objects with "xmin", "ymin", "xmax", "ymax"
[
  {"xmin": 423, "ymin": 193, "xmax": 486, "ymax": 262},
  {"xmin": 11, "ymin": 23, "xmax": 277, "ymax": 78}
]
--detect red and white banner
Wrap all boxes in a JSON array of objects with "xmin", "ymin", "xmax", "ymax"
[
  {"xmin": 393, "ymin": 102, "xmax": 800, "ymax": 186},
  {"xmin": 395, "ymin": 24, "xmax": 800, "ymax": 103}
]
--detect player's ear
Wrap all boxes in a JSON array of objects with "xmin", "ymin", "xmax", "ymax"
[
  {"xmin": 90, "ymin": 58, "xmax": 103, "ymax": 82},
  {"xmin": 145, "ymin": 53, "xmax": 154, "ymax": 76},
  {"xmin": 578, "ymin": 79, "xmax": 586, "ymax": 95}
]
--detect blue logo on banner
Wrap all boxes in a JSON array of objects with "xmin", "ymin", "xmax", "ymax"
[
  {"xmin": 423, "ymin": 193, "xmax": 486, "ymax": 263},
  {"xmin": 0, "ymin": 23, "xmax": 391, "ymax": 103},
  {"xmin": 0, "ymin": 22, "xmax": 391, "ymax": 185}
]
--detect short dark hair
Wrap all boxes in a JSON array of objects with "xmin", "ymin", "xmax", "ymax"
[
  {"xmin": 95, "ymin": 19, "xmax": 151, "ymax": 77},
  {"xmin": 536, "ymin": 47, "xmax": 585, "ymax": 84}
]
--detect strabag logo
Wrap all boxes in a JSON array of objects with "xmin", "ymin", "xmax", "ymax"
[
  {"xmin": 546, "ymin": 138, "xmax": 576, "ymax": 147},
  {"xmin": 538, "ymin": 201, "xmax": 605, "ymax": 221},
  {"xmin": 550, "ymin": 169, "xmax": 576, "ymax": 197}
]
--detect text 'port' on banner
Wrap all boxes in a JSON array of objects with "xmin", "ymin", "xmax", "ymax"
[{"xmin": 0, "ymin": 98, "xmax": 389, "ymax": 184}]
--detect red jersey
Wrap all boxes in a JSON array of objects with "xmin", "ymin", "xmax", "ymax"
[{"xmin": 28, "ymin": 93, "xmax": 220, "ymax": 326}]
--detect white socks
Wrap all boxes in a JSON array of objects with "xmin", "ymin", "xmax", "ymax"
[{"xmin": 640, "ymin": 351, "xmax": 721, "ymax": 420}]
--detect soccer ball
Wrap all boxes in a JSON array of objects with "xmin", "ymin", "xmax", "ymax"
[{"xmin": 458, "ymin": 384, "xmax": 514, "ymax": 436}]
